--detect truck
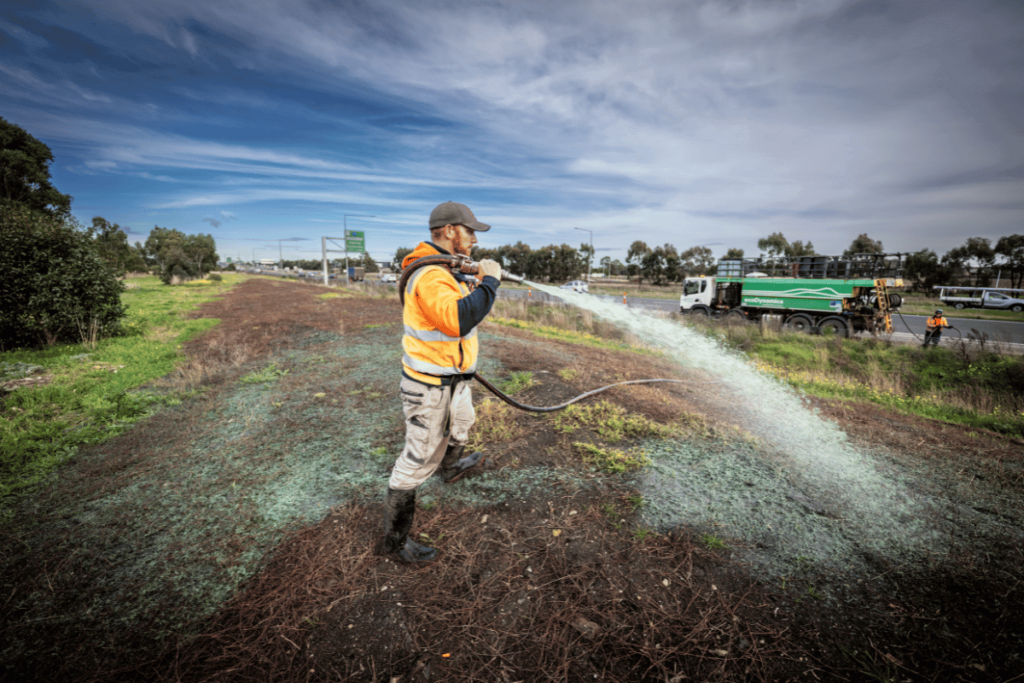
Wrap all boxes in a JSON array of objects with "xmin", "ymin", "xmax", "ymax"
[
  {"xmin": 934, "ymin": 286, "xmax": 1024, "ymax": 312},
  {"xmin": 347, "ymin": 266, "xmax": 365, "ymax": 282},
  {"xmin": 679, "ymin": 254, "xmax": 907, "ymax": 337}
]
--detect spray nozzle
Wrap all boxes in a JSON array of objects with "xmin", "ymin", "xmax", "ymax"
[{"xmin": 450, "ymin": 255, "xmax": 524, "ymax": 283}]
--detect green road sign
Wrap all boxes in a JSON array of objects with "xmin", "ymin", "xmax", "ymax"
[{"xmin": 345, "ymin": 230, "xmax": 365, "ymax": 252}]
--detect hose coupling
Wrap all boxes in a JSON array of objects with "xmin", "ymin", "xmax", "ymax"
[{"xmin": 451, "ymin": 254, "xmax": 524, "ymax": 283}]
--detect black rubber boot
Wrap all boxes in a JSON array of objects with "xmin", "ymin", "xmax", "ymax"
[
  {"xmin": 439, "ymin": 444, "xmax": 485, "ymax": 483},
  {"xmin": 382, "ymin": 487, "xmax": 437, "ymax": 564}
]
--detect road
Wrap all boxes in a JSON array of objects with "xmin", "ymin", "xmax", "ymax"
[{"xmin": 497, "ymin": 288, "xmax": 1024, "ymax": 347}]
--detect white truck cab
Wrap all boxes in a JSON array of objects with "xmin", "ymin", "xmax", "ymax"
[{"xmin": 680, "ymin": 276, "xmax": 715, "ymax": 312}]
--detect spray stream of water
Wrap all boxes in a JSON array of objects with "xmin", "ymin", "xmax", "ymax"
[{"xmin": 517, "ymin": 282, "xmax": 946, "ymax": 575}]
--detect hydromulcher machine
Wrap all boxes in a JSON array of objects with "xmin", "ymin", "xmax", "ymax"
[{"xmin": 679, "ymin": 253, "xmax": 907, "ymax": 337}]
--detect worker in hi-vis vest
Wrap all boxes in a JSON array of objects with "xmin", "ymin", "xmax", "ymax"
[
  {"xmin": 382, "ymin": 202, "xmax": 502, "ymax": 565},
  {"xmin": 923, "ymin": 309, "xmax": 949, "ymax": 347}
]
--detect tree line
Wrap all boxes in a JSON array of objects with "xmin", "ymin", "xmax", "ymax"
[
  {"xmin": 386, "ymin": 230, "xmax": 1024, "ymax": 291},
  {"xmin": 1, "ymin": 116, "xmax": 219, "ymax": 349}
]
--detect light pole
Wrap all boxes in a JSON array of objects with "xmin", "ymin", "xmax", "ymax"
[
  {"xmin": 575, "ymin": 227, "xmax": 593, "ymax": 282},
  {"xmin": 344, "ymin": 214, "xmax": 375, "ymax": 284}
]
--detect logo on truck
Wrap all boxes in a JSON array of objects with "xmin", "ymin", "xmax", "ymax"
[{"xmin": 744, "ymin": 297, "xmax": 785, "ymax": 306}]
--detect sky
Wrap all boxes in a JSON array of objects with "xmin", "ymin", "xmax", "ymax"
[{"xmin": 2, "ymin": 0, "xmax": 1022, "ymax": 266}]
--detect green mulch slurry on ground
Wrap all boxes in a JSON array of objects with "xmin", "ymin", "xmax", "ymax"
[{"xmin": 1, "ymin": 276, "xmax": 1022, "ymax": 682}]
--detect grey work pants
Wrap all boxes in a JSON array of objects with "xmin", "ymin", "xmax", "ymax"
[{"xmin": 388, "ymin": 377, "xmax": 476, "ymax": 491}]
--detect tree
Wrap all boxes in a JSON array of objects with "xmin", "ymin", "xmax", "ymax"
[
  {"xmin": 626, "ymin": 240, "xmax": 650, "ymax": 281},
  {"xmin": 500, "ymin": 241, "xmax": 533, "ymax": 277},
  {"xmin": 144, "ymin": 227, "xmax": 219, "ymax": 283},
  {"xmin": 757, "ymin": 232, "xmax": 789, "ymax": 259},
  {"xmin": 843, "ymin": 234, "xmax": 884, "ymax": 257},
  {"xmin": 359, "ymin": 252, "xmax": 379, "ymax": 273},
  {"xmin": 680, "ymin": 245, "xmax": 715, "ymax": 276},
  {"xmin": 600, "ymin": 255, "xmax": 611, "ymax": 276},
  {"xmin": 579, "ymin": 242, "xmax": 594, "ymax": 280},
  {"xmin": 641, "ymin": 247, "xmax": 667, "ymax": 285},
  {"xmin": 661, "ymin": 244, "xmax": 681, "ymax": 283},
  {"xmin": 724, "ymin": 248, "xmax": 745, "ymax": 259},
  {"xmin": 1, "ymin": 117, "xmax": 72, "ymax": 218},
  {"xmin": 1, "ymin": 204, "xmax": 125, "ymax": 349},
  {"xmin": 995, "ymin": 234, "xmax": 1024, "ymax": 289},
  {"xmin": 788, "ymin": 240, "xmax": 816, "ymax": 257},
  {"xmin": 393, "ymin": 247, "xmax": 414, "ymax": 270},
  {"xmin": 91, "ymin": 217, "xmax": 142, "ymax": 275},
  {"xmin": 905, "ymin": 249, "xmax": 954, "ymax": 292},
  {"xmin": 183, "ymin": 233, "xmax": 219, "ymax": 277}
]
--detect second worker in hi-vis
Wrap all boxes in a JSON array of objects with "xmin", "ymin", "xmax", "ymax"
[{"xmin": 382, "ymin": 201, "xmax": 503, "ymax": 565}]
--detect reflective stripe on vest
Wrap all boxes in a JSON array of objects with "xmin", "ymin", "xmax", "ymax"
[
  {"xmin": 402, "ymin": 353, "xmax": 477, "ymax": 376},
  {"xmin": 404, "ymin": 324, "xmax": 478, "ymax": 343}
]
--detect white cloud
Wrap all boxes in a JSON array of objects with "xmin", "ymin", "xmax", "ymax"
[{"xmin": 9, "ymin": 0, "xmax": 1022, "ymax": 256}]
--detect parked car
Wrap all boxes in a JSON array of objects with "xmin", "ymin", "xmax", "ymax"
[
  {"xmin": 381, "ymin": 273, "xmax": 396, "ymax": 283},
  {"xmin": 560, "ymin": 280, "xmax": 589, "ymax": 294}
]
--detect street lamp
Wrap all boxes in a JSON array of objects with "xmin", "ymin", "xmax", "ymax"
[
  {"xmin": 575, "ymin": 227, "xmax": 593, "ymax": 282},
  {"xmin": 344, "ymin": 214, "xmax": 376, "ymax": 284}
]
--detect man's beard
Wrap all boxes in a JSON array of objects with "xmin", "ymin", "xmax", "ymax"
[{"xmin": 452, "ymin": 233, "xmax": 473, "ymax": 257}]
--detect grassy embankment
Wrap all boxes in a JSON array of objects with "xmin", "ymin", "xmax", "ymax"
[
  {"xmin": 0, "ymin": 274, "xmax": 245, "ymax": 515},
  {"xmin": 489, "ymin": 297, "xmax": 1024, "ymax": 438}
]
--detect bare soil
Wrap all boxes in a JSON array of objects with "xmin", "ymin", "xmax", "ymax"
[{"xmin": 2, "ymin": 277, "xmax": 1022, "ymax": 683}]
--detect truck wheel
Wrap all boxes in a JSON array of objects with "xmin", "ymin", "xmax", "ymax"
[
  {"xmin": 725, "ymin": 309, "xmax": 746, "ymax": 321},
  {"xmin": 784, "ymin": 314, "xmax": 813, "ymax": 333},
  {"xmin": 689, "ymin": 308, "xmax": 710, "ymax": 317},
  {"xmin": 818, "ymin": 316, "xmax": 849, "ymax": 338},
  {"xmin": 954, "ymin": 302, "xmax": 966, "ymax": 309}
]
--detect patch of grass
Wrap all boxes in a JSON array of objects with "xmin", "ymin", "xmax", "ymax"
[
  {"xmin": 240, "ymin": 363, "xmax": 289, "ymax": 384},
  {"xmin": 698, "ymin": 319, "xmax": 1024, "ymax": 438},
  {"xmin": 631, "ymin": 526, "xmax": 655, "ymax": 542},
  {"xmin": 0, "ymin": 274, "xmax": 245, "ymax": 511},
  {"xmin": 468, "ymin": 399, "xmax": 523, "ymax": 449},
  {"xmin": 488, "ymin": 316, "xmax": 656, "ymax": 355},
  {"xmin": 557, "ymin": 368, "xmax": 579, "ymax": 381},
  {"xmin": 572, "ymin": 442, "xmax": 651, "ymax": 474},
  {"xmin": 551, "ymin": 399, "xmax": 675, "ymax": 441},
  {"xmin": 701, "ymin": 533, "xmax": 727, "ymax": 550},
  {"xmin": 498, "ymin": 371, "xmax": 534, "ymax": 394}
]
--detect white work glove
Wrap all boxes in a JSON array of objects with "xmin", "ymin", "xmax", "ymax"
[{"xmin": 477, "ymin": 259, "xmax": 502, "ymax": 281}]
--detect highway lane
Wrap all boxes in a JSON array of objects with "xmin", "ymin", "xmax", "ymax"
[{"xmin": 497, "ymin": 287, "xmax": 1024, "ymax": 345}]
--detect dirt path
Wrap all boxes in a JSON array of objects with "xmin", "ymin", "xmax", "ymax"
[{"xmin": 1, "ymin": 277, "xmax": 1021, "ymax": 682}]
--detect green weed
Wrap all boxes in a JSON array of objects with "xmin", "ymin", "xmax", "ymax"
[
  {"xmin": 572, "ymin": 442, "xmax": 651, "ymax": 474},
  {"xmin": 499, "ymin": 371, "xmax": 534, "ymax": 395},
  {"xmin": 632, "ymin": 526, "xmax": 655, "ymax": 542},
  {"xmin": 557, "ymin": 368, "xmax": 579, "ymax": 381},
  {"xmin": 551, "ymin": 400, "xmax": 674, "ymax": 441},
  {"xmin": 701, "ymin": 533, "xmax": 726, "ymax": 550},
  {"xmin": 240, "ymin": 363, "xmax": 289, "ymax": 384}
]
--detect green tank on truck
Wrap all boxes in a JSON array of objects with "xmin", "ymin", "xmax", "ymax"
[{"xmin": 680, "ymin": 254, "xmax": 907, "ymax": 338}]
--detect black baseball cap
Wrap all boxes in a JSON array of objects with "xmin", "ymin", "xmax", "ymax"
[{"xmin": 429, "ymin": 201, "xmax": 491, "ymax": 232}]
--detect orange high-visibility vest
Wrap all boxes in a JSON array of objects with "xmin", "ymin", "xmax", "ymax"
[{"xmin": 401, "ymin": 242, "xmax": 480, "ymax": 385}]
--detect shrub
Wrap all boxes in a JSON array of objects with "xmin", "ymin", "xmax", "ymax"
[
  {"xmin": 208, "ymin": 273, "xmax": 223, "ymax": 282},
  {"xmin": 0, "ymin": 203, "xmax": 126, "ymax": 350}
]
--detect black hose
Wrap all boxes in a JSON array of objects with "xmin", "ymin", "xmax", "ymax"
[
  {"xmin": 894, "ymin": 309, "xmax": 962, "ymax": 344},
  {"xmin": 472, "ymin": 372, "xmax": 700, "ymax": 413},
  {"xmin": 397, "ymin": 254, "xmax": 461, "ymax": 304}
]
